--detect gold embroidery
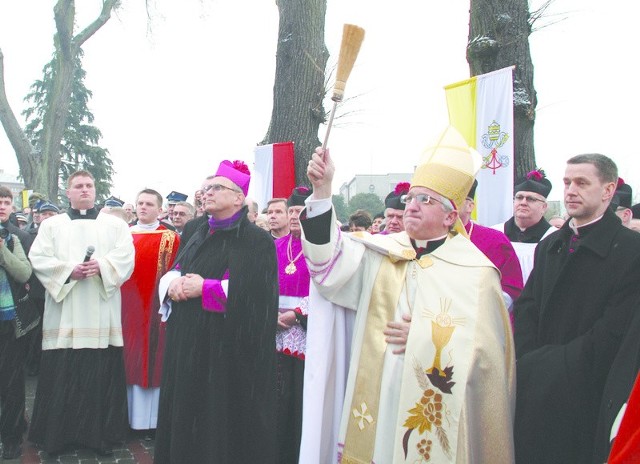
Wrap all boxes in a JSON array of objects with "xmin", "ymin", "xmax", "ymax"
[
  {"xmin": 342, "ymin": 258, "xmax": 407, "ymax": 463},
  {"xmin": 402, "ymin": 248, "xmax": 417, "ymax": 260},
  {"xmin": 424, "ymin": 298, "xmax": 465, "ymax": 376},
  {"xmin": 157, "ymin": 231, "xmax": 177, "ymax": 275},
  {"xmin": 403, "ymin": 359, "xmax": 453, "ymax": 460},
  {"xmin": 401, "ymin": 299, "xmax": 465, "ymax": 460},
  {"xmin": 352, "ymin": 402, "xmax": 374, "ymax": 430}
]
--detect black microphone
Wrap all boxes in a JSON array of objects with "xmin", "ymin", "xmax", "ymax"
[{"xmin": 83, "ymin": 245, "xmax": 95, "ymax": 262}]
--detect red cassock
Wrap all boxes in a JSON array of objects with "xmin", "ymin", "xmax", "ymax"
[{"xmin": 121, "ymin": 226, "xmax": 179, "ymax": 388}]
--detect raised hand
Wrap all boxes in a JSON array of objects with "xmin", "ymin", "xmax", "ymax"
[{"xmin": 307, "ymin": 147, "xmax": 335, "ymax": 200}]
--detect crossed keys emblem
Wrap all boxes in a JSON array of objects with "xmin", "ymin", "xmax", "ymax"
[{"xmin": 352, "ymin": 402, "xmax": 374, "ymax": 430}]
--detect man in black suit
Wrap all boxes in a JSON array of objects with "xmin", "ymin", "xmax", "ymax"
[{"xmin": 514, "ymin": 154, "xmax": 640, "ymax": 464}]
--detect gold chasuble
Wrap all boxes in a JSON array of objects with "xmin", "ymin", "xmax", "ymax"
[{"xmin": 302, "ymin": 208, "xmax": 515, "ymax": 464}]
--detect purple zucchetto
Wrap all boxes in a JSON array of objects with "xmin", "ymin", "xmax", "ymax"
[{"xmin": 215, "ymin": 160, "xmax": 251, "ymax": 196}]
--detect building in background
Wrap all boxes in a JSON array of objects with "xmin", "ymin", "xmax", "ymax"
[{"xmin": 339, "ymin": 173, "xmax": 413, "ymax": 205}]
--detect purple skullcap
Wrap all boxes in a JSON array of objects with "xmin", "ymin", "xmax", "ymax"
[{"xmin": 215, "ymin": 160, "xmax": 251, "ymax": 195}]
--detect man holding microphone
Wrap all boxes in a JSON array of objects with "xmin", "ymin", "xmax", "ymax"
[{"xmin": 28, "ymin": 170, "xmax": 135, "ymax": 456}]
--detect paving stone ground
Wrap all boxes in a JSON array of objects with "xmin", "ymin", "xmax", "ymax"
[{"xmin": 1, "ymin": 376, "xmax": 155, "ymax": 464}]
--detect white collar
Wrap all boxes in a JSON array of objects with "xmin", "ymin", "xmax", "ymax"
[{"xmin": 131, "ymin": 220, "xmax": 160, "ymax": 231}]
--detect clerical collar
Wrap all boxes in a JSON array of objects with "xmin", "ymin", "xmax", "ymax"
[
  {"xmin": 504, "ymin": 216, "xmax": 551, "ymax": 243},
  {"xmin": 208, "ymin": 207, "xmax": 245, "ymax": 233},
  {"xmin": 131, "ymin": 220, "xmax": 159, "ymax": 231},
  {"xmin": 67, "ymin": 207, "xmax": 98, "ymax": 220},
  {"xmin": 411, "ymin": 234, "xmax": 447, "ymax": 258},
  {"xmin": 568, "ymin": 214, "xmax": 603, "ymax": 237}
]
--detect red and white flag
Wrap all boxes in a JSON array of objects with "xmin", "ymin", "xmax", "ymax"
[{"xmin": 252, "ymin": 142, "xmax": 296, "ymax": 212}]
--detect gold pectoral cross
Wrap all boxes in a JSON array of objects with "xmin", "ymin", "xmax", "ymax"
[{"xmin": 285, "ymin": 262, "xmax": 297, "ymax": 274}]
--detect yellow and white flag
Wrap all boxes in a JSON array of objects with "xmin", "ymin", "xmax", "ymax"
[{"xmin": 445, "ymin": 66, "xmax": 514, "ymax": 226}]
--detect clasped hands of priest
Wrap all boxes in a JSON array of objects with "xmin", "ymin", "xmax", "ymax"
[
  {"xmin": 167, "ymin": 273, "xmax": 204, "ymax": 301},
  {"xmin": 70, "ymin": 260, "xmax": 101, "ymax": 280}
]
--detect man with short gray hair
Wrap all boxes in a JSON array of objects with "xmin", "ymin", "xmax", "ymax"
[
  {"xmin": 299, "ymin": 127, "xmax": 514, "ymax": 463},
  {"xmin": 170, "ymin": 201, "xmax": 195, "ymax": 235}
]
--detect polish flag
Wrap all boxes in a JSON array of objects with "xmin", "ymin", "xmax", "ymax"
[{"xmin": 253, "ymin": 141, "xmax": 296, "ymax": 211}]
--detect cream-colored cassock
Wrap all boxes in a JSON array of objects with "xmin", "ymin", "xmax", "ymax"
[
  {"xmin": 302, "ymin": 207, "xmax": 515, "ymax": 464},
  {"xmin": 29, "ymin": 212, "xmax": 135, "ymax": 350}
]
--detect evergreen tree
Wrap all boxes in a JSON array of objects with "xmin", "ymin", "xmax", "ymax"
[
  {"xmin": 332, "ymin": 194, "xmax": 348, "ymax": 223},
  {"xmin": 22, "ymin": 49, "xmax": 113, "ymax": 204},
  {"xmin": 346, "ymin": 193, "xmax": 384, "ymax": 218}
]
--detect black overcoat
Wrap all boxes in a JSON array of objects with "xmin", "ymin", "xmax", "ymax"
[
  {"xmin": 593, "ymin": 293, "xmax": 640, "ymax": 463},
  {"xmin": 155, "ymin": 209, "xmax": 279, "ymax": 463},
  {"xmin": 513, "ymin": 208, "xmax": 640, "ymax": 463}
]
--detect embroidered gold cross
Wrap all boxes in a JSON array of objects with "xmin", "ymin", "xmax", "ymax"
[{"xmin": 352, "ymin": 402, "xmax": 374, "ymax": 430}]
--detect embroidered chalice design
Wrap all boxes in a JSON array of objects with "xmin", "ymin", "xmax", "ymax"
[{"xmin": 423, "ymin": 298, "xmax": 465, "ymax": 377}]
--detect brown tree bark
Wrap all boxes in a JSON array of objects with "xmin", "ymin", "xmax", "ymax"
[
  {"xmin": 0, "ymin": 0, "xmax": 117, "ymax": 201},
  {"xmin": 262, "ymin": 0, "xmax": 328, "ymax": 188},
  {"xmin": 467, "ymin": 0, "xmax": 537, "ymax": 178}
]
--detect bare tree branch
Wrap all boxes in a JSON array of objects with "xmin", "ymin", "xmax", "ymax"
[{"xmin": 74, "ymin": 0, "xmax": 120, "ymax": 48}]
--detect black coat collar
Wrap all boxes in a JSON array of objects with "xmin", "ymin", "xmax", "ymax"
[{"xmin": 548, "ymin": 208, "xmax": 622, "ymax": 259}]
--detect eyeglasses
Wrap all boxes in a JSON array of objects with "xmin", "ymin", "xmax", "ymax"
[
  {"xmin": 513, "ymin": 194, "xmax": 546, "ymax": 204},
  {"xmin": 171, "ymin": 211, "xmax": 190, "ymax": 217},
  {"xmin": 401, "ymin": 194, "xmax": 443, "ymax": 206},
  {"xmin": 202, "ymin": 184, "xmax": 241, "ymax": 194}
]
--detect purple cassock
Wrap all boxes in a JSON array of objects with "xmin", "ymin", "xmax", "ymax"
[
  {"xmin": 275, "ymin": 234, "xmax": 310, "ymax": 359},
  {"xmin": 465, "ymin": 220, "xmax": 523, "ymax": 309}
]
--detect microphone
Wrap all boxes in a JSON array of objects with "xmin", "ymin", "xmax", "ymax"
[{"xmin": 83, "ymin": 246, "xmax": 95, "ymax": 263}]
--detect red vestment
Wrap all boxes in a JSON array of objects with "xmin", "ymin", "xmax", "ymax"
[
  {"xmin": 609, "ymin": 372, "xmax": 640, "ymax": 464},
  {"xmin": 121, "ymin": 225, "xmax": 179, "ymax": 388}
]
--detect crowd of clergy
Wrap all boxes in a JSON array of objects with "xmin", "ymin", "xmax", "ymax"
[{"xmin": 2, "ymin": 125, "xmax": 640, "ymax": 463}]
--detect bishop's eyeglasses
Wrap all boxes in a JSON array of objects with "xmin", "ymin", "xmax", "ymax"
[
  {"xmin": 201, "ymin": 184, "xmax": 241, "ymax": 194},
  {"xmin": 401, "ymin": 193, "xmax": 444, "ymax": 206}
]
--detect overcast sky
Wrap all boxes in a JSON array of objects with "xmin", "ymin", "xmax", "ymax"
[{"xmin": 1, "ymin": 0, "xmax": 638, "ymax": 209}]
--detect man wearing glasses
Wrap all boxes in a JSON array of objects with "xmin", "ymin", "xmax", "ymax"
[
  {"xmin": 164, "ymin": 191, "xmax": 188, "ymax": 223},
  {"xmin": 299, "ymin": 127, "xmax": 514, "ymax": 463},
  {"xmin": 155, "ymin": 161, "xmax": 278, "ymax": 463},
  {"xmin": 170, "ymin": 201, "xmax": 195, "ymax": 235},
  {"xmin": 493, "ymin": 170, "xmax": 555, "ymax": 283}
]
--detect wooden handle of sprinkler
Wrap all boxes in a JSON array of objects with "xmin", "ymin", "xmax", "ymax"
[{"xmin": 322, "ymin": 101, "xmax": 338, "ymax": 151}]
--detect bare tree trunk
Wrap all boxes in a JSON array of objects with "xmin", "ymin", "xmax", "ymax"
[
  {"xmin": 0, "ymin": 50, "xmax": 40, "ymax": 182},
  {"xmin": 467, "ymin": 0, "xmax": 537, "ymax": 178},
  {"xmin": 0, "ymin": 0, "xmax": 117, "ymax": 200},
  {"xmin": 262, "ymin": 0, "xmax": 328, "ymax": 187}
]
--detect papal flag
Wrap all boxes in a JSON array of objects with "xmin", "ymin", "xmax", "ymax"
[
  {"xmin": 252, "ymin": 141, "xmax": 296, "ymax": 212},
  {"xmin": 445, "ymin": 66, "xmax": 515, "ymax": 226}
]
